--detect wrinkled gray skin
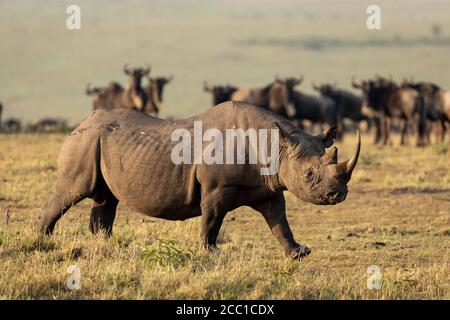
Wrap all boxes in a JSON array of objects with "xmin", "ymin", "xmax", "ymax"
[{"xmin": 40, "ymin": 101, "xmax": 360, "ymax": 259}]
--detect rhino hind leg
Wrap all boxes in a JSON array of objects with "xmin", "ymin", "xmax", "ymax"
[
  {"xmin": 40, "ymin": 137, "xmax": 103, "ymax": 235},
  {"xmin": 40, "ymin": 193, "xmax": 85, "ymax": 235},
  {"xmin": 89, "ymin": 185, "xmax": 118, "ymax": 236}
]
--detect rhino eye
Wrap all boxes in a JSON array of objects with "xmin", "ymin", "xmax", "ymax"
[{"xmin": 303, "ymin": 168, "xmax": 314, "ymax": 182}]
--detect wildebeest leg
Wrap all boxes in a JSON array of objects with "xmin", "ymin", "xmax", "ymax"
[
  {"xmin": 425, "ymin": 121, "xmax": 434, "ymax": 144},
  {"xmin": 89, "ymin": 187, "xmax": 118, "ymax": 236},
  {"xmin": 416, "ymin": 117, "xmax": 427, "ymax": 147},
  {"xmin": 441, "ymin": 120, "xmax": 448, "ymax": 142},
  {"xmin": 251, "ymin": 192, "xmax": 310, "ymax": 259},
  {"xmin": 434, "ymin": 120, "xmax": 445, "ymax": 143},
  {"xmin": 40, "ymin": 193, "xmax": 84, "ymax": 235},
  {"xmin": 400, "ymin": 118, "xmax": 409, "ymax": 145},
  {"xmin": 382, "ymin": 116, "xmax": 391, "ymax": 146},
  {"xmin": 363, "ymin": 115, "xmax": 372, "ymax": 132},
  {"xmin": 336, "ymin": 115, "xmax": 344, "ymax": 141},
  {"xmin": 373, "ymin": 116, "xmax": 382, "ymax": 144}
]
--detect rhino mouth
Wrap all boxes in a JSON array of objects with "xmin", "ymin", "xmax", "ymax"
[
  {"xmin": 312, "ymin": 188, "xmax": 347, "ymax": 205},
  {"xmin": 325, "ymin": 189, "xmax": 347, "ymax": 203}
]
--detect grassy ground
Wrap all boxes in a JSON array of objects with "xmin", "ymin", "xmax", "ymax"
[{"xmin": 0, "ymin": 132, "xmax": 449, "ymax": 299}]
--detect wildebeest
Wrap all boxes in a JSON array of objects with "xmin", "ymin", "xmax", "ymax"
[
  {"xmin": 227, "ymin": 76, "xmax": 302, "ymax": 120},
  {"xmin": 352, "ymin": 78, "xmax": 385, "ymax": 144},
  {"xmin": 312, "ymin": 83, "xmax": 370, "ymax": 136},
  {"xmin": 2, "ymin": 118, "xmax": 21, "ymax": 133},
  {"xmin": 267, "ymin": 77, "xmax": 302, "ymax": 119},
  {"xmin": 40, "ymin": 101, "xmax": 360, "ymax": 259},
  {"xmin": 85, "ymin": 64, "xmax": 150, "ymax": 111},
  {"xmin": 26, "ymin": 118, "xmax": 68, "ymax": 133},
  {"xmin": 204, "ymin": 82, "xmax": 238, "ymax": 105},
  {"xmin": 122, "ymin": 64, "xmax": 150, "ymax": 111},
  {"xmin": 405, "ymin": 81, "xmax": 450, "ymax": 143},
  {"xmin": 0, "ymin": 102, "xmax": 3, "ymax": 127},
  {"xmin": 433, "ymin": 89, "xmax": 450, "ymax": 141},
  {"xmin": 151, "ymin": 75, "xmax": 173, "ymax": 103},
  {"xmin": 282, "ymin": 80, "xmax": 338, "ymax": 133},
  {"xmin": 231, "ymin": 76, "xmax": 303, "ymax": 109},
  {"xmin": 230, "ymin": 82, "xmax": 273, "ymax": 108},
  {"xmin": 352, "ymin": 77, "xmax": 425, "ymax": 146},
  {"xmin": 143, "ymin": 75, "xmax": 173, "ymax": 116},
  {"xmin": 86, "ymin": 82, "xmax": 123, "ymax": 110}
]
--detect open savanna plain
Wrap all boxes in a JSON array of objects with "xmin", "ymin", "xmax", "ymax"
[
  {"xmin": 0, "ymin": 132, "xmax": 448, "ymax": 299},
  {"xmin": 2, "ymin": 0, "xmax": 450, "ymax": 124}
]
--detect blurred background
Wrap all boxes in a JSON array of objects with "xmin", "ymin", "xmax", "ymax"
[{"xmin": 0, "ymin": 0, "xmax": 449, "ymax": 124}]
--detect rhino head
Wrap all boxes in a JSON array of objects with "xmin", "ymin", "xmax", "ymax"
[{"xmin": 278, "ymin": 126, "xmax": 360, "ymax": 205}]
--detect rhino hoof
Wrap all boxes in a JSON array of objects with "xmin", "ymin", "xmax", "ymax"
[{"xmin": 289, "ymin": 245, "xmax": 311, "ymax": 259}]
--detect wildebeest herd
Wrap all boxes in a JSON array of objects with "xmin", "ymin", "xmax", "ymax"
[
  {"xmin": 1, "ymin": 65, "xmax": 449, "ymax": 146},
  {"xmin": 205, "ymin": 75, "xmax": 450, "ymax": 145}
]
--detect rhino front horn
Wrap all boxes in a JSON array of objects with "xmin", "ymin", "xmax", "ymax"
[{"xmin": 337, "ymin": 129, "xmax": 361, "ymax": 181}]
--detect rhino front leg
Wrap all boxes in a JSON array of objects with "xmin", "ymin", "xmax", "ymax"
[
  {"xmin": 251, "ymin": 192, "xmax": 311, "ymax": 259},
  {"xmin": 200, "ymin": 210, "xmax": 226, "ymax": 250}
]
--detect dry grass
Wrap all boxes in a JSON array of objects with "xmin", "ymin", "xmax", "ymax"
[{"xmin": 0, "ymin": 132, "xmax": 449, "ymax": 299}]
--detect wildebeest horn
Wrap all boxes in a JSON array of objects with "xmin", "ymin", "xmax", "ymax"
[
  {"xmin": 351, "ymin": 76, "xmax": 362, "ymax": 88},
  {"xmin": 336, "ymin": 129, "xmax": 361, "ymax": 180},
  {"xmin": 297, "ymin": 75, "xmax": 304, "ymax": 85},
  {"xmin": 312, "ymin": 82, "xmax": 321, "ymax": 91},
  {"xmin": 86, "ymin": 83, "xmax": 93, "ymax": 95},
  {"xmin": 204, "ymin": 81, "xmax": 212, "ymax": 92},
  {"xmin": 124, "ymin": 63, "xmax": 131, "ymax": 75},
  {"xmin": 142, "ymin": 64, "xmax": 151, "ymax": 76}
]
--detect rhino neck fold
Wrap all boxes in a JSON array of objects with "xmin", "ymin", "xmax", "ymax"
[{"xmin": 264, "ymin": 146, "xmax": 287, "ymax": 192}]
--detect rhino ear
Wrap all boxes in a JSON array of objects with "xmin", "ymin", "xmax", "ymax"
[
  {"xmin": 317, "ymin": 126, "xmax": 336, "ymax": 148},
  {"xmin": 275, "ymin": 123, "xmax": 297, "ymax": 146}
]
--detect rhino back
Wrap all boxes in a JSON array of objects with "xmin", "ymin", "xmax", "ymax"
[{"xmin": 62, "ymin": 103, "xmax": 294, "ymax": 219}]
